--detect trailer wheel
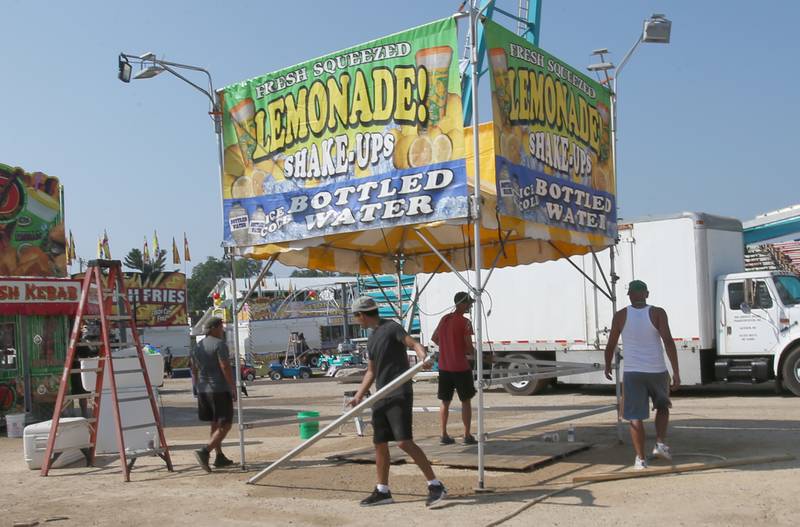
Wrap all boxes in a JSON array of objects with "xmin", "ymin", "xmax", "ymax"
[
  {"xmin": 781, "ymin": 347, "xmax": 800, "ymax": 396},
  {"xmin": 309, "ymin": 355, "xmax": 320, "ymax": 368},
  {"xmin": 502, "ymin": 354, "xmax": 551, "ymax": 396},
  {"xmin": 270, "ymin": 371, "xmax": 283, "ymax": 381},
  {"xmin": 299, "ymin": 370, "xmax": 311, "ymax": 380}
]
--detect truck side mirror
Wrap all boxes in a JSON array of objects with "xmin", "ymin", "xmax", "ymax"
[
  {"xmin": 743, "ymin": 278, "xmax": 755, "ymax": 307},
  {"xmin": 739, "ymin": 302, "xmax": 752, "ymax": 314}
]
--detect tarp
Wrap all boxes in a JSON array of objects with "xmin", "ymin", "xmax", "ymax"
[{"xmin": 236, "ymin": 123, "xmax": 613, "ymax": 274}]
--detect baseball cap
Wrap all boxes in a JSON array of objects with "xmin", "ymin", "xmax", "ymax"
[
  {"xmin": 453, "ymin": 291, "xmax": 474, "ymax": 305},
  {"xmin": 351, "ymin": 295, "xmax": 378, "ymax": 313},
  {"xmin": 204, "ymin": 316, "xmax": 224, "ymax": 334},
  {"xmin": 628, "ymin": 280, "xmax": 648, "ymax": 293}
]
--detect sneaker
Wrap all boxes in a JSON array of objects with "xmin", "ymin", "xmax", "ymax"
[
  {"xmin": 634, "ymin": 456, "xmax": 648, "ymax": 470},
  {"xmin": 194, "ymin": 448, "xmax": 211, "ymax": 473},
  {"xmin": 652, "ymin": 442, "xmax": 672, "ymax": 461},
  {"xmin": 360, "ymin": 488, "xmax": 394, "ymax": 507},
  {"xmin": 463, "ymin": 434, "xmax": 477, "ymax": 445},
  {"xmin": 213, "ymin": 453, "xmax": 235, "ymax": 467},
  {"xmin": 426, "ymin": 483, "xmax": 447, "ymax": 507},
  {"xmin": 440, "ymin": 435, "xmax": 455, "ymax": 445}
]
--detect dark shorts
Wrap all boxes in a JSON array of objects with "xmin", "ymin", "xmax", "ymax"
[
  {"xmin": 623, "ymin": 371, "xmax": 671, "ymax": 421},
  {"xmin": 437, "ymin": 370, "xmax": 476, "ymax": 402},
  {"xmin": 372, "ymin": 395, "xmax": 413, "ymax": 444},
  {"xmin": 198, "ymin": 391, "xmax": 234, "ymax": 424}
]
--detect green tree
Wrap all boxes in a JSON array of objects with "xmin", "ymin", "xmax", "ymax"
[
  {"xmin": 123, "ymin": 248, "xmax": 167, "ymax": 281},
  {"xmin": 186, "ymin": 256, "xmax": 269, "ymax": 313}
]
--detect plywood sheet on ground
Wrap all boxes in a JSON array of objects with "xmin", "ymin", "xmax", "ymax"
[{"xmin": 328, "ymin": 437, "xmax": 590, "ymax": 471}]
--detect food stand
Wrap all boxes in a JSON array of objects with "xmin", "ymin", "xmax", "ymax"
[{"xmin": 0, "ymin": 162, "xmax": 73, "ymax": 426}]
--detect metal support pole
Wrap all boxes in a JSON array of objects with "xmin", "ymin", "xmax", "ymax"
[
  {"xmin": 396, "ymin": 257, "xmax": 404, "ymax": 321},
  {"xmin": 413, "ymin": 230, "xmax": 475, "ymax": 293},
  {"xmin": 229, "ymin": 255, "xmax": 246, "ymax": 468},
  {"xmin": 247, "ymin": 359, "xmax": 428, "ymax": 484},
  {"xmin": 469, "ymin": 0, "xmax": 487, "ymax": 491},
  {"xmin": 340, "ymin": 282, "xmax": 349, "ymax": 342},
  {"xmin": 609, "ymin": 77, "xmax": 623, "ymax": 443},
  {"xmin": 236, "ymin": 255, "xmax": 277, "ymax": 313}
]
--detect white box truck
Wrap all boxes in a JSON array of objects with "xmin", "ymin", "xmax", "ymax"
[{"xmin": 418, "ymin": 212, "xmax": 800, "ymax": 396}]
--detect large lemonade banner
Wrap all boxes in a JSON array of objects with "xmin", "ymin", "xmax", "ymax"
[
  {"xmin": 220, "ymin": 18, "xmax": 467, "ymax": 246},
  {"xmin": 484, "ymin": 21, "xmax": 616, "ymax": 238}
]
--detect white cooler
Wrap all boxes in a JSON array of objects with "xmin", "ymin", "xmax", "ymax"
[
  {"xmin": 24, "ymin": 417, "xmax": 89, "ymax": 470},
  {"xmin": 81, "ymin": 350, "xmax": 163, "ymax": 454}
]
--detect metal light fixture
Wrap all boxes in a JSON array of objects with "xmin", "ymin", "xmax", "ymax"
[
  {"xmin": 587, "ymin": 62, "xmax": 614, "ymax": 73},
  {"xmin": 118, "ymin": 54, "xmax": 132, "ymax": 83},
  {"xmin": 133, "ymin": 65, "xmax": 165, "ymax": 79},
  {"xmin": 643, "ymin": 14, "xmax": 672, "ymax": 44}
]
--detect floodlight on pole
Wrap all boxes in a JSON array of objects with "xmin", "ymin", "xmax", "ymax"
[
  {"xmin": 116, "ymin": 51, "xmax": 242, "ymax": 464},
  {"xmin": 133, "ymin": 65, "xmax": 164, "ymax": 80},
  {"xmin": 117, "ymin": 54, "xmax": 131, "ymax": 83},
  {"xmin": 587, "ymin": 62, "xmax": 614, "ymax": 73},
  {"xmin": 643, "ymin": 14, "xmax": 671, "ymax": 44}
]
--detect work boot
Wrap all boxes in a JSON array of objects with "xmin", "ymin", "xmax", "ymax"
[
  {"xmin": 213, "ymin": 453, "xmax": 235, "ymax": 467},
  {"xmin": 194, "ymin": 447, "xmax": 211, "ymax": 473}
]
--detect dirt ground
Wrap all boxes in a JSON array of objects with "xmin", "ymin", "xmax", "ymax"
[{"xmin": 2, "ymin": 377, "xmax": 799, "ymax": 527}]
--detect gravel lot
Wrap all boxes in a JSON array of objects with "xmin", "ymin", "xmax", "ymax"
[{"xmin": 2, "ymin": 377, "xmax": 798, "ymax": 526}]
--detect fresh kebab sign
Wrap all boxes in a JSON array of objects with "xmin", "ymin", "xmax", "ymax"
[
  {"xmin": 484, "ymin": 20, "xmax": 616, "ymax": 239},
  {"xmin": 219, "ymin": 17, "xmax": 468, "ymax": 246}
]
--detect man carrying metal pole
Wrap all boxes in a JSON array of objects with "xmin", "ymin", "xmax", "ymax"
[{"xmin": 347, "ymin": 296, "xmax": 447, "ymax": 507}]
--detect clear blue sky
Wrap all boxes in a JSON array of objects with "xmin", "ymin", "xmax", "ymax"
[{"xmin": 2, "ymin": 1, "xmax": 797, "ymax": 276}]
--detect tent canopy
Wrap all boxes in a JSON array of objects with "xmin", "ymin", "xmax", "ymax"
[{"xmin": 234, "ymin": 123, "xmax": 613, "ymax": 275}]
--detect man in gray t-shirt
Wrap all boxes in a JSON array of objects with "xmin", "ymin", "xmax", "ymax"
[{"xmin": 191, "ymin": 317, "xmax": 237, "ymax": 472}]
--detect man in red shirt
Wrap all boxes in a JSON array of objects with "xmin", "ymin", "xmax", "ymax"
[{"xmin": 431, "ymin": 292, "xmax": 477, "ymax": 445}]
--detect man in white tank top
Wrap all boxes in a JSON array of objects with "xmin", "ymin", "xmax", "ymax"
[{"xmin": 604, "ymin": 280, "xmax": 681, "ymax": 470}]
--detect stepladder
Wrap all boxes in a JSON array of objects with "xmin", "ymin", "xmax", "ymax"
[{"xmin": 40, "ymin": 259, "xmax": 173, "ymax": 481}]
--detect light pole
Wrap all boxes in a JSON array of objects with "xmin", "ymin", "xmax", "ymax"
[
  {"xmin": 587, "ymin": 14, "xmax": 672, "ymax": 443},
  {"xmin": 117, "ymin": 53, "xmax": 247, "ymax": 468}
]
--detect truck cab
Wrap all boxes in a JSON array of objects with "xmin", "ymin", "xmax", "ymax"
[{"xmin": 716, "ymin": 271, "xmax": 800, "ymax": 393}]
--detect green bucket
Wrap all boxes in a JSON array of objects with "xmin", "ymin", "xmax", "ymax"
[{"xmin": 298, "ymin": 411, "xmax": 320, "ymax": 439}]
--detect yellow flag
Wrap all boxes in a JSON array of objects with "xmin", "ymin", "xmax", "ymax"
[
  {"xmin": 102, "ymin": 230, "xmax": 111, "ymax": 259},
  {"xmin": 183, "ymin": 232, "xmax": 191, "ymax": 262},
  {"xmin": 172, "ymin": 237, "xmax": 181, "ymax": 265},
  {"xmin": 143, "ymin": 236, "xmax": 150, "ymax": 264}
]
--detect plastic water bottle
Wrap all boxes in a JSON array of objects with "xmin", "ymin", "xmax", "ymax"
[{"xmin": 567, "ymin": 424, "xmax": 576, "ymax": 443}]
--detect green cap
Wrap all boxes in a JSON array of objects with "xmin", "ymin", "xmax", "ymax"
[{"xmin": 628, "ymin": 280, "xmax": 648, "ymax": 293}]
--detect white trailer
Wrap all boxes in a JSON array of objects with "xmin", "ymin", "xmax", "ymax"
[{"xmin": 419, "ymin": 212, "xmax": 800, "ymax": 395}]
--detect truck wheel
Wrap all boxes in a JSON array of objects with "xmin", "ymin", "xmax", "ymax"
[
  {"xmin": 319, "ymin": 361, "xmax": 329, "ymax": 372},
  {"xmin": 246, "ymin": 372, "xmax": 255, "ymax": 382},
  {"xmin": 781, "ymin": 347, "xmax": 800, "ymax": 396},
  {"xmin": 309, "ymin": 355, "xmax": 319, "ymax": 368},
  {"xmin": 502, "ymin": 354, "xmax": 551, "ymax": 396},
  {"xmin": 270, "ymin": 371, "xmax": 283, "ymax": 381},
  {"xmin": 299, "ymin": 370, "xmax": 311, "ymax": 380}
]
